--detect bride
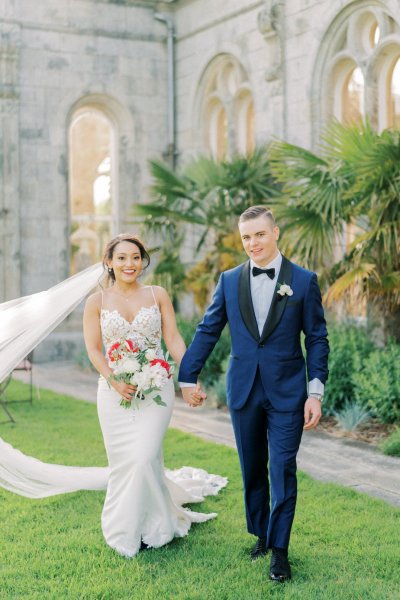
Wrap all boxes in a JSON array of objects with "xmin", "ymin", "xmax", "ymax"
[{"xmin": 0, "ymin": 233, "xmax": 227, "ymax": 558}]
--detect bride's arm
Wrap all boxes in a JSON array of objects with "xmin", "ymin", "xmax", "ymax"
[
  {"xmin": 156, "ymin": 287, "xmax": 187, "ymax": 365},
  {"xmin": 83, "ymin": 293, "xmax": 114, "ymax": 380}
]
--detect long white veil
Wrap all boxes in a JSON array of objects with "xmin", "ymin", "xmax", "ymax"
[{"xmin": 0, "ymin": 263, "xmax": 110, "ymax": 498}]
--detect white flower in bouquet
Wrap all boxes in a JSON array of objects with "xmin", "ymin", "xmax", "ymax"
[
  {"xmin": 121, "ymin": 356, "xmax": 141, "ymax": 373},
  {"xmin": 134, "ymin": 366, "xmax": 154, "ymax": 390},
  {"xmin": 145, "ymin": 348, "xmax": 157, "ymax": 361}
]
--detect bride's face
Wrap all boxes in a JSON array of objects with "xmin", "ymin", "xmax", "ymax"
[{"xmin": 109, "ymin": 241, "xmax": 143, "ymax": 285}]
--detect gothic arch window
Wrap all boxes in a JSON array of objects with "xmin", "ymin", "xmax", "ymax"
[
  {"xmin": 388, "ymin": 56, "xmax": 400, "ymax": 128},
  {"xmin": 313, "ymin": 6, "xmax": 400, "ymax": 138},
  {"xmin": 197, "ymin": 55, "xmax": 255, "ymax": 159},
  {"xmin": 68, "ymin": 106, "xmax": 117, "ymax": 274},
  {"xmin": 235, "ymin": 90, "xmax": 255, "ymax": 155},
  {"xmin": 374, "ymin": 45, "xmax": 400, "ymax": 130},
  {"xmin": 332, "ymin": 59, "xmax": 365, "ymax": 124},
  {"xmin": 205, "ymin": 99, "xmax": 228, "ymax": 161}
]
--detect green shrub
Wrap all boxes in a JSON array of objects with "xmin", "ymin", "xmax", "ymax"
[
  {"xmin": 176, "ymin": 315, "xmax": 231, "ymax": 388},
  {"xmin": 353, "ymin": 339, "xmax": 400, "ymax": 423},
  {"xmin": 74, "ymin": 348, "xmax": 96, "ymax": 372},
  {"xmin": 380, "ymin": 428, "xmax": 400, "ymax": 457},
  {"xmin": 323, "ymin": 321, "xmax": 374, "ymax": 415}
]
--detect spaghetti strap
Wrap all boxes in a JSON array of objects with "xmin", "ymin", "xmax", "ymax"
[{"xmin": 150, "ymin": 286, "xmax": 158, "ymax": 307}]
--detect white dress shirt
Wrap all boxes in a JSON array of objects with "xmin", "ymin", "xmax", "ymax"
[
  {"xmin": 250, "ymin": 253, "xmax": 282, "ymax": 336},
  {"xmin": 181, "ymin": 252, "xmax": 324, "ymax": 399}
]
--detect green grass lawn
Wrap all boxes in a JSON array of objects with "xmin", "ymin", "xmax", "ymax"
[{"xmin": 1, "ymin": 380, "xmax": 399, "ymax": 600}]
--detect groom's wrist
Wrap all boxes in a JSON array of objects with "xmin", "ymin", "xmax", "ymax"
[{"xmin": 309, "ymin": 393, "xmax": 323, "ymax": 403}]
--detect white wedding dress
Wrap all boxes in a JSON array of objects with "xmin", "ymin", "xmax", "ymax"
[
  {"xmin": 0, "ymin": 276, "xmax": 227, "ymax": 559},
  {"xmin": 97, "ymin": 293, "xmax": 227, "ymax": 557}
]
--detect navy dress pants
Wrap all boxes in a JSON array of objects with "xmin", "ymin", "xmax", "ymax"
[{"xmin": 229, "ymin": 369, "xmax": 304, "ymax": 550}]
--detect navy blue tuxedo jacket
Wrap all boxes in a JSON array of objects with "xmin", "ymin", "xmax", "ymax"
[{"xmin": 179, "ymin": 256, "xmax": 329, "ymax": 411}]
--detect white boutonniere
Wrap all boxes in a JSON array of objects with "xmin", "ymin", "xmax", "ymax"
[{"xmin": 277, "ymin": 283, "xmax": 293, "ymax": 299}]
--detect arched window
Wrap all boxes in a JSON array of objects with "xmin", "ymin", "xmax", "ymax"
[
  {"xmin": 387, "ymin": 56, "xmax": 400, "ymax": 129},
  {"xmin": 313, "ymin": 7, "xmax": 400, "ymax": 138},
  {"xmin": 342, "ymin": 66, "xmax": 365, "ymax": 124},
  {"xmin": 68, "ymin": 108, "xmax": 116, "ymax": 274},
  {"xmin": 235, "ymin": 92, "xmax": 255, "ymax": 155},
  {"xmin": 197, "ymin": 55, "xmax": 254, "ymax": 159},
  {"xmin": 205, "ymin": 100, "xmax": 228, "ymax": 161}
]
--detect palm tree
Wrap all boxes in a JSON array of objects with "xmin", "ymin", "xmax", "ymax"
[
  {"xmin": 133, "ymin": 147, "xmax": 280, "ymax": 309},
  {"xmin": 269, "ymin": 120, "xmax": 400, "ymax": 340}
]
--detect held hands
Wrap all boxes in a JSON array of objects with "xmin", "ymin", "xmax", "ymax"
[
  {"xmin": 303, "ymin": 396, "xmax": 322, "ymax": 430},
  {"xmin": 181, "ymin": 383, "xmax": 207, "ymax": 408}
]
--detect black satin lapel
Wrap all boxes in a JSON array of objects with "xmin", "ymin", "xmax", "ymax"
[
  {"xmin": 260, "ymin": 256, "xmax": 293, "ymax": 343},
  {"xmin": 238, "ymin": 262, "xmax": 260, "ymax": 341}
]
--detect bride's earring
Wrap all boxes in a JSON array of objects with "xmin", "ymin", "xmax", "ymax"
[{"xmin": 108, "ymin": 267, "xmax": 113, "ymax": 274}]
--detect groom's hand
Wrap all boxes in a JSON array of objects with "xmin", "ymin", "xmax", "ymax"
[
  {"xmin": 181, "ymin": 383, "xmax": 207, "ymax": 408},
  {"xmin": 303, "ymin": 396, "xmax": 322, "ymax": 430}
]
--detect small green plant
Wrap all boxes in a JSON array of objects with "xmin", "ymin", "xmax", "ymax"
[
  {"xmin": 74, "ymin": 348, "xmax": 96, "ymax": 372},
  {"xmin": 380, "ymin": 428, "xmax": 400, "ymax": 457},
  {"xmin": 323, "ymin": 321, "xmax": 374, "ymax": 415},
  {"xmin": 353, "ymin": 339, "xmax": 400, "ymax": 423},
  {"xmin": 176, "ymin": 315, "xmax": 230, "ymax": 389},
  {"xmin": 333, "ymin": 401, "xmax": 370, "ymax": 431}
]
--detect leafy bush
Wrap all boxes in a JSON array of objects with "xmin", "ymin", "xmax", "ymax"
[
  {"xmin": 176, "ymin": 315, "xmax": 231, "ymax": 388},
  {"xmin": 323, "ymin": 321, "xmax": 374, "ymax": 415},
  {"xmin": 380, "ymin": 428, "xmax": 400, "ymax": 457},
  {"xmin": 74, "ymin": 348, "xmax": 96, "ymax": 372},
  {"xmin": 208, "ymin": 357, "xmax": 229, "ymax": 408},
  {"xmin": 333, "ymin": 401, "xmax": 370, "ymax": 431},
  {"xmin": 352, "ymin": 339, "xmax": 400, "ymax": 423}
]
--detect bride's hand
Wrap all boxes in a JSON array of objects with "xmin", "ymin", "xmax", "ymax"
[{"xmin": 111, "ymin": 380, "xmax": 137, "ymax": 403}]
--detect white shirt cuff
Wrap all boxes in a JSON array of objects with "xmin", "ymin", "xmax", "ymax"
[
  {"xmin": 179, "ymin": 382, "xmax": 196, "ymax": 388},
  {"xmin": 308, "ymin": 378, "xmax": 324, "ymax": 397}
]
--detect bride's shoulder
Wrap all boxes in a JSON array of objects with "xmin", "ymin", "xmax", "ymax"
[
  {"xmin": 85, "ymin": 290, "xmax": 103, "ymax": 311},
  {"xmin": 148, "ymin": 285, "xmax": 170, "ymax": 303}
]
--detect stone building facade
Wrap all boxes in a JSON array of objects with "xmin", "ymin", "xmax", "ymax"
[{"xmin": 1, "ymin": 0, "xmax": 399, "ymax": 355}]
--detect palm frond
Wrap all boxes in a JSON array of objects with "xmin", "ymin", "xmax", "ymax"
[{"xmin": 324, "ymin": 263, "xmax": 380, "ymax": 306}]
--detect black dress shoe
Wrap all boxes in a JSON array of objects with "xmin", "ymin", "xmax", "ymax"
[
  {"xmin": 269, "ymin": 547, "xmax": 291, "ymax": 582},
  {"xmin": 140, "ymin": 540, "xmax": 149, "ymax": 551},
  {"xmin": 250, "ymin": 537, "xmax": 268, "ymax": 560}
]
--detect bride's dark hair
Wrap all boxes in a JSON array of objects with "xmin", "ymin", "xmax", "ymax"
[{"xmin": 103, "ymin": 233, "xmax": 151, "ymax": 283}]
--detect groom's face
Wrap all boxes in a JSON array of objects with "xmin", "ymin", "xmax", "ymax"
[{"xmin": 239, "ymin": 215, "xmax": 280, "ymax": 267}]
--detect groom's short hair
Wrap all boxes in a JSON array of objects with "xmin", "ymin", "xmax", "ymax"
[{"xmin": 239, "ymin": 206, "xmax": 276, "ymax": 227}]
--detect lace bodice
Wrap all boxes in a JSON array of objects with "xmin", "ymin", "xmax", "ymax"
[{"xmin": 100, "ymin": 305, "xmax": 163, "ymax": 359}]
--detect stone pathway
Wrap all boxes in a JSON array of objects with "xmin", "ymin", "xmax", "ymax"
[{"xmin": 11, "ymin": 361, "xmax": 400, "ymax": 508}]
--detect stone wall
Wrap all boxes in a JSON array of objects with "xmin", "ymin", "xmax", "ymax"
[{"xmin": 0, "ymin": 0, "xmax": 169, "ymax": 301}]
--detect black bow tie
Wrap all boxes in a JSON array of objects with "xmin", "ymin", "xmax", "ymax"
[{"xmin": 252, "ymin": 266, "xmax": 275, "ymax": 279}]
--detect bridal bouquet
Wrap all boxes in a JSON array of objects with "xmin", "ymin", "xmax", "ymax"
[{"xmin": 106, "ymin": 339, "xmax": 174, "ymax": 408}]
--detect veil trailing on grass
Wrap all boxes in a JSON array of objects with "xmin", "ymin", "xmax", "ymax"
[
  {"xmin": 0, "ymin": 263, "xmax": 111, "ymax": 497},
  {"xmin": 0, "ymin": 265, "xmax": 228, "ymax": 503}
]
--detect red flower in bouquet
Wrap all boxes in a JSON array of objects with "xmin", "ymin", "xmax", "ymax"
[
  {"xmin": 150, "ymin": 358, "xmax": 172, "ymax": 377},
  {"xmin": 107, "ymin": 339, "xmax": 138, "ymax": 363}
]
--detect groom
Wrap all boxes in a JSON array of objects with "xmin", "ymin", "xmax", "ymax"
[{"xmin": 179, "ymin": 206, "xmax": 329, "ymax": 582}]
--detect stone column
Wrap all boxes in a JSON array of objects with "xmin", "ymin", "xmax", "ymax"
[
  {"xmin": 258, "ymin": 0, "xmax": 286, "ymax": 139},
  {"xmin": 0, "ymin": 23, "xmax": 21, "ymax": 301}
]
